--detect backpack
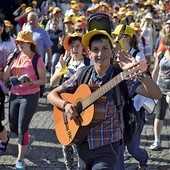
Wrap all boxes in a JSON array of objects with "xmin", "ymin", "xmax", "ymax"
[
  {"xmin": 87, "ymin": 12, "xmax": 113, "ymax": 35},
  {"xmin": 78, "ymin": 65, "xmax": 138, "ymax": 145},
  {"xmin": 32, "ymin": 54, "xmax": 45, "ymax": 97},
  {"xmin": 7, "ymin": 51, "xmax": 45, "ymax": 97}
]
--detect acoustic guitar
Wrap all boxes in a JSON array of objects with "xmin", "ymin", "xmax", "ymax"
[{"xmin": 53, "ymin": 60, "xmax": 147, "ymax": 145}]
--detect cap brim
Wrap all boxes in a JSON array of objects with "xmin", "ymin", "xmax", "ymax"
[
  {"xmin": 63, "ymin": 33, "xmax": 83, "ymax": 51},
  {"xmin": 82, "ymin": 30, "xmax": 114, "ymax": 48},
  {"xmin": 15, "ymin": 38, "xmax": 36, "ymax": 45}
]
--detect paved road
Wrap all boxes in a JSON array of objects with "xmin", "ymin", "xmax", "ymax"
[{"xmin": 0, "ymin": 83, "xmax": 170, "ymax": 170}]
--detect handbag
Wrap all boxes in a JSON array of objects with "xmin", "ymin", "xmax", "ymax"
[{"xmin": 142, "ymin": 97, "xmax": 158, "ymax": 114}]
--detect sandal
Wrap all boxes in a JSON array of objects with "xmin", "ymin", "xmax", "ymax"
[{"xmin": 0, "ymin": 136, "xmax": 9, "ymax": 153}]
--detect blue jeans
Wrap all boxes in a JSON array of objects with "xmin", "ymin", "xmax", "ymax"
[
  {"xmin": 51, "ymin": 53, "xmax": 60, "ymax": 75},
  {"xmin": 77, "ymin": 141, "xmax": 119, "ymax": 170},
  {"xmin": 114, "ymin": 118, "xmax": 148, "ymax": 170}
]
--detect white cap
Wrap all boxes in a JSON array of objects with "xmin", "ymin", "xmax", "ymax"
[{"xmin": 145, "ymin": 13, "xmax": 153, "ymax": 19}]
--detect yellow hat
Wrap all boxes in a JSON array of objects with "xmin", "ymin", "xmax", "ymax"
[
  {"xmin": 52, "ymin": 7, "xmax": 61, "ymax": 15},
  {"xmin": 21, "ymin": 3, "xmax": 27, "ymax": 8},
  {"xmin": 93, "ymin": 3, "xmax": 100, "ymax": 10},
  {"xmin": 112, "ymin": 24, "xmax": 134, "ymax": 38},
  {"xmin": 75, "ymin": 15, "xmax": 87, "ymax": 25},
  {"xmin": 15, "ymin": 31, "xmax": 36, "ymax": 45},
  {"xmin": 63, "ymin": 32, "xmax": 84, "ymax": 51},
  {"xmin": 126, "ymin": 11, "xmax": 134, "ymax": 17},
  {"xmin": 48, "ymin": 6, "xmax": 54, "ymax": 12},
  {"xmin": 160, "ymin": 5, "xmax": 165, "ymax": 11},
  {"xmin": 31, "ymin": 1, "xmax": 37, "ymax": 5},
  {"xmin": 118, "ymin": 7, "xmax": 126, "ymax": 15},
  {"xmin": 129, "ymin": 22, "xmax": 142, "ymax": 32},
  {"xmin": 82, "ymin": 29, "xmax": 114, "ymax": 48},
  {"xmin": 25, "ymin": 7, "xmax": 33, "ymax": 13},
  {"xmin": 70, "ymin": 0, "xmax": 77, "ymax": 4},
  {"xmin": 71, "ymin": 4, "xmax": 80, "ymax": 11},
  {"xmin": 99, "ymin": 2, "xmax": 110, "ymax": 9},
  {"xmin": 4, "ymin": 20, "xmax": 13, "ymax": 29},
  {"xmin": 63, "ymin": 16, "xmax": 73, "ymax": 24}
]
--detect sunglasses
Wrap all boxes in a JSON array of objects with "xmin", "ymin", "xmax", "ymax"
[{"xmin": 75, "ymin": 28, "xmax": 83, "ymax": 32}]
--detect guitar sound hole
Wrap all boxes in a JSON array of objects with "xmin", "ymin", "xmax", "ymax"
[{"xmin": 76, "ymin": 101, "xmax": 83, "ymax": 115}]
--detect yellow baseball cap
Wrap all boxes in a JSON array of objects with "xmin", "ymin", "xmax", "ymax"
[
  {"xmin": 82, "ymin": 29, "xmax": 114, "ymax": 48},
  {"xmin": 112, "ymin": 24, "xmax": 134, "ymax": 38}
]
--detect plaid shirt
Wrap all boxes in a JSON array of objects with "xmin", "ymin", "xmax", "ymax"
[{"xmin": 62, "ymin": 65, "xmax": 122, "ymax": 149}]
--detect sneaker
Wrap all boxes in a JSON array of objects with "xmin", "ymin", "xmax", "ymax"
[
  {"xmin": 136, "ymin": 163, "xmax": 147, "ymax": 170},
  {"xmin": 150, "ymin": 141, "xmax": 161, "ymax": 150},
  {"xmin": 15, "ymin": 159, "xmax": 25, "ymax": 170},
  {"xmin": 26, "ymin": 135, "xmax": 35, "ymax": 154},
  {"xmin": 0, "ymin": 136, "xmax": 9, "ymax": 153}
]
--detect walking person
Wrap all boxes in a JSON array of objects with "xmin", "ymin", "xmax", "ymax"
[
  {"xmin": 46, "ymin": 18, "xmax": 63, "ymax": 75},
  {"xmin": 3, "ymin": 30, "xmax": 46, "ymax": 169},
  {"xmin": 50, "ymin": 32, "xmax": 91, "ymax": 169},
  {"xmin": 0, "ymin": 19, "xmax": 13, "ymax": 154},
  {"xmin": 112, "ymin": 24, "xmax": 149, "ymax": 170},
  {"xmin": 151, "ymin": 33, "xmax": 170, "ymax": 150},
  {"xmin": 47, "ymin": 29, "xmax": 162, "ymax": 170}
]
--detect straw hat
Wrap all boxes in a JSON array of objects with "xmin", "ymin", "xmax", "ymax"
[
  {"xmin": 4, "ymin": 20, "xmax": 13, "ymax": 29},
  {"xmin": 63, "ymin": 32, "xmax": 84, "ymax": 51},
  {"xmin": 15, "ymin": 31, "xmax": 36, "ymax": 45}
]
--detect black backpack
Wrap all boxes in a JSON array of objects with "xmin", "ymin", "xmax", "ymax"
[
  {"xmin": 87, "ymin": 12, "xmax": 113, "ymax": 35},
  {"xmin": 78, "ymin": 65, "xmax": 138, "ymax": 145}
]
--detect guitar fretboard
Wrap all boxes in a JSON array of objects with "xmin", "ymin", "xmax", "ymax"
[{"xmin": 81, "ymin": 73, "xmax": 123, "ymax": 111}]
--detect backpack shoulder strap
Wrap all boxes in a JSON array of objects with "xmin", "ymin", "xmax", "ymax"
[
  {"xmin": 32, "ymin": 53, "xmax": 41, "ymax": 79},
  {"xmin": 132, "ymin": 49, "xmax": 140, "ymax": 58},
  {"xmin": 83, "ymin": 55, "xmax": 90, "ymax": 66},
  {"xmin": 142, "ymin": 36, "xmax": 146, "ymax": 47},
  {"xmin": 78, "ymin": 65, "xmax": 94, "ymax": 84},
  {"xmin": 158, "ymin": 52, "xmax": 165, "ymax": 63}
]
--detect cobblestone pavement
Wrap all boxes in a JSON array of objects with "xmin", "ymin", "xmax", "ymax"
[{"xmin": 0, "ymin": 83, "xmax": 169, "ymax": 170}]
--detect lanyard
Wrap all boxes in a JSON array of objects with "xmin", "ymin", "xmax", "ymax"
[{"xmin": 15, "ymin": 53, "xmax": 31, "ymax": 77}]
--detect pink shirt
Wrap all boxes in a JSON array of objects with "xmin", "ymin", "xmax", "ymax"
[{"xmin": 10, "ymin": 52, "xmax": 45, "ymax": 95}]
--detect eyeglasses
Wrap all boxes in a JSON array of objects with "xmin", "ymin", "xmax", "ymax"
[{"xmin": 75, "ymin": 28, "xmax": 83, "ymax": 32}]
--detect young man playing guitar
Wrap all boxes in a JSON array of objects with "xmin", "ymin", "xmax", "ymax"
[{"xmin": 47, "ymin": 29, "xmax": 162, "ymax": 169}]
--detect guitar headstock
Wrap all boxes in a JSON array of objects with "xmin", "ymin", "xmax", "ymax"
[{"xmin": 122, "ymin": 60, "xmax": 148, "ymax": 80}]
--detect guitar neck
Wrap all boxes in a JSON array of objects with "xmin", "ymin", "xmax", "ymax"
[{"xmin": 81, "ymin": 73, "xmax": 123, "ymax": 111}]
